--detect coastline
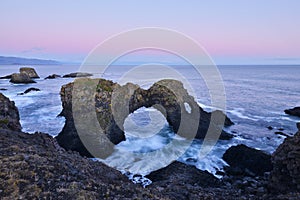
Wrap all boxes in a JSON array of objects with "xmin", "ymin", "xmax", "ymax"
[{"xmin": 1, "ymin": 77, "xmax": 300, "ymax": 198}]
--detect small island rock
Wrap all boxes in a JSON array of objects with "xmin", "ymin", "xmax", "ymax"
[{"xmin": 9, "ymin": 73, "xmax": 36, "ymax": 84}]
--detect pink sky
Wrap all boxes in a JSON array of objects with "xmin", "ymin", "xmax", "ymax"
[{"xmin": 1, "ymin": 0, "xmax": 300, "ymax": 64}]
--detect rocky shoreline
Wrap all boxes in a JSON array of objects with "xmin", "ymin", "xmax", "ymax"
[{"xmin": 1, "ymin": 76, "xmax": 300, "ymax": 199}]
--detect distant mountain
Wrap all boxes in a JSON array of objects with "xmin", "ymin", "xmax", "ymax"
[{"xmin": 0, "ymin": 56, "xmax": 61, "ymax": 65}]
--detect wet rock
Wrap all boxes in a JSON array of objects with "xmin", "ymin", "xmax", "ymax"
[
  {"xmin": 45, "ymin": 74, "xmax": 61, "ymax": 79},
  {"xmin": 269, "ymin": 123, "xmax": 300, "ymax": 193},
  {"xmin": 0, "ymin": 93, "xmax": 21, "ymax": 131},
  {"xmin": 284, "ymin": 107, "xmax": 300, "ymax": 117},
  {"xmin": 0, "ymin": 74, "xmax": 12, "ymax": 79},
  {"xmin": 0, "ymin": 88, "xmax": 7, "ymax": 91},
  {"xmin": 267, "ymin": 126, "xmax": 273, "ymax": 130},
  {"xmin": 274, "ymin": 131, "xmax": 290, "ymax": 137},
  {"xmin": 211, "ymin": 110, "xmax": 234, "ymax": 127},
  {"xmin": 18, "ymin": 88, "xmax": 40, "ymax": 95},
  {"xmin": 56, "ymin": 78, "xmax": 233, "ymax": 158},
  {"xmin": 9, "ymin": 73, "xmax": 36, "ymax": 84},
  {"xmin": 19, "ymin": 67, "xmax": 40, "ymax": 78},
  {"xmin": 62, "ymin": 72, "xmax": 93, "ymax": 78},
  {"xmin": 223, "ymin": 144, "xmax": 272, "ymax": 177}
]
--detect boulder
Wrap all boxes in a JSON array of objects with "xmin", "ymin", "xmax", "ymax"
[
  {"xmin": 56, "ymin": 78, "xmax": 233, "ymax": 158},
  {"xmin": 18, "ymin": 87, "xmax": 40, "ymax": 95},
  {"xmin": 146, "ymin": 161, "xmax": 221, "ymax": 188},
  {"xmin": 45, "ymin": 74, "xmax": 61, "ymax": 79},
  {"xmin": 268, "ymin": 123, "xmax": 300, "ymax": 193},
  {"xmin": 62, "ymin": 72, "xmax": 93, "ymax": 78},
  {"xmin": 284, "ymin": 107, "xmax": 300, "ymax": 117},
  {"xmin": 223, "ymin": 144, "xmax": 272, "ymax": 176},
  {"xmin": 0, "ymin": 93, "xmax": 21, "ymax": 131},
  {"xmin": 9, "ymin": 73, "xmax": 36, "ymax": 84},
  {"xmin": 19, "ymin": 67, "xmax": 39, "ymax": 78}
]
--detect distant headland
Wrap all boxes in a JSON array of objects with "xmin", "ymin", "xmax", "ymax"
[{"xmin": 0, "ymin": 56, "xmax": 61, "ymax": 65}]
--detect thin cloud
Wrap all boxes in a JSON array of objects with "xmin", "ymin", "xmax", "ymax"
[{"xmin": 21, "ymin": 47, "xmax": 46, "ymax": 54}]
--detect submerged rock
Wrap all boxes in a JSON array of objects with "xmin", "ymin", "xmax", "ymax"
[
  {"xmin": 0, "ymin": 93, "xmax": 21, "ymax": 131},
  {"xmin": 9, "ymin": 73, "xmax": 36, "ymax": 84},
  {"xmin": 223, "ymin": 144, "xmax": 272, "ymax": 176},
  {"xmin": 62, "ymin": 72, "xmax": 93, "ymax": 78},
  {"xmin": 19, "ymin": 67, "xmax": 40, "ymax": 78},
  {"xmin": 45, "ymin": 74, "xmax": 61, "ymax": 79},
  {"xmin": 274, "ymin": 131, "xmax": 291, "ymax": 137},
  {"xmin": 284, "ymin": 107, "xmax": 300, "ymax": 117},
  {"xmin": 18, "ymin": 87, "xmax": 41, "ymax": 95},
  {"xmin": 56, "ymin": 78, "xmax": 234, "ymax": 158},
  {"xmin": 269, "ymin": 123, "xmax": 300, "ymax": 193}
]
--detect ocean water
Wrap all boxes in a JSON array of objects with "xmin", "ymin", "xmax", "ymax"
[{"xmin": 1, "ymin": 64, "xmax": 300, "ymax": 179}]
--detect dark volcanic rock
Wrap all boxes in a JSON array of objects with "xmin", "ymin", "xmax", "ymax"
[
  {"xmin": 19, "ymin": 67, "xmax": 40, "ymax": 78},
  {"xmin": 10, "ymin": 73, "xmax": 36, "ymax": 84},
  {"xmin": 56, "ymin": 78, "xmax": 233, "ymax": 158},
  {"xmin": 269, "ymin": 123, "xmax": 300, "ymax": 193},
  {"xmin": 146, "ymin": 161, "xmax": 221, "ymax": 187},
  {"xmin": 0, "ymin": 88, "xmax": 7, "ymax": 91},
  {"xmin": 63, "ymin": 72, "xmax": 93, "ymax": 78},
  {"xmin": 223, "ymin": 144, "xmax": 272, "ymax": 176},
  {"xmin": 0, "ymin": 129, "xmax": 165, "ymax": 200},
  {"xmin": 0, "ymin": 93, "xmax": 21, "ymax": 131},
  {"xmin": 18, "ymin": 87, "xmax": 41, "ymax": 95},
  {"xmin": 45, "ymin": 74, "xmax": 61, "ymax": 79},
  {"xmin": 284, "ymin": 107, "xmax": 300, "ymax": 117}
]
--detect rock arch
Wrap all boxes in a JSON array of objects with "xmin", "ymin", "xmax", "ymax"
[{"xmin": 56, "ymin": 78, "xmax": 233, "ymax": 158}]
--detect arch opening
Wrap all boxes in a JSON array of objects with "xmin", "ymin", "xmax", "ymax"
[{"xmin": 121, "ymin": 106, "xmax": 176, "ymax": 153}]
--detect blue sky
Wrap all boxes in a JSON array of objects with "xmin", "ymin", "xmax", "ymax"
[{"xmin": 1, "ymin": 0, "xmax": 300, "ymax": 64}]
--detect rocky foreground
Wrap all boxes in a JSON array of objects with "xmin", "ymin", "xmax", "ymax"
[{"xmin": 1, "ymin": 76, "xmax": 300, "ymax": 199}]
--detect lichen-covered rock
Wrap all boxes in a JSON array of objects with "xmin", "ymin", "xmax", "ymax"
[
  {"xmin": 223, "ymin": 144, "xmax": 272, "ymax": 176},
  {"xmin": 0, "ymin": 129, "xmax": 166, "ymax": 200},
  {"xmin": 10, "ymin": 73, "xmax": 36, "ymax": 84},
  {"xmin": 56, "ymin": 78, "xmax": 233, "ymax": 158},
  {"xmin": 0, "ymin": 93, "xmax": 21, "ymax": 131},
  {"xmin": 268, "ymin": 123, "xmax": 300, "ymax": 193},
  {"xmin": 20, "ymin": 67, "xmax": 40, "ymax": 78}
]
